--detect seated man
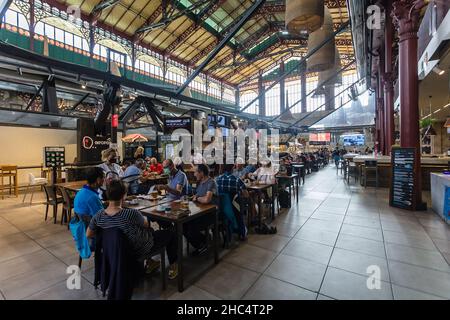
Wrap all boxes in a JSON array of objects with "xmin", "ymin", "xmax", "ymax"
[
  {"xmin": 232, "ymin": 157, "xmax": 249, "ymax": 180},
  {"xmin": 184, "ymin": 164, "xmax": 218, "ymax": 255},
  {"xmin": 74, "ymin": 167, "xmax": 105, "ymax": 219},
  {"xmin": 122, "ymin": 159, "xmax": 146, "ymax": 195},
  {"xmin": 216, "ymin": 164, "xmax": 249, "ymax": 240},
  {"xmin": 86, "ymin": 180, "xmax": 178, "ymax": 279},
  {"xmin": 155, "ymin": 159, "xmax": 189, "ymax": 200}
]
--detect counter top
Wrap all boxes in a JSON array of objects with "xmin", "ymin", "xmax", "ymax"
[
  {"xmin": 353, "ymin": 155, "xmax": 450, "ymax": 165},
  {"xmin": 430, "ymin": 173, "xmax": 450, "ymax": 225},
  {"xmin": 431, "ymin": 173, "xmax": 450, "ymax": 179}
]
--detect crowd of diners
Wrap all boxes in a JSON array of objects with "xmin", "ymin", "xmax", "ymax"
[{"xmin": 72, "ymin": 146, "xmax": 332, "ymax": 283}]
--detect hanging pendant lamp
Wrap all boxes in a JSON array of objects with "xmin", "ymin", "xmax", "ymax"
[
  {"xmin": 306, "ymin": 6, "xmax": 336, "ymax": 72},
  {"xmin": 318, "ymin": 47, "xmax": 342, "ymax": 88},
  {"xmin": 286, "ymin": 0, "xmax": 325, "ymax": 34}
]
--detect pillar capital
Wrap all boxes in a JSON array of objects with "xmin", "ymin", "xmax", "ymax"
[{"xmin": 392, "ymin": 0, "xmax": 426, "ymax": 42}]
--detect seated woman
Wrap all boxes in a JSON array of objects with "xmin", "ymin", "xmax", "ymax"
[
  {"xmin": 183, "ymin": 164, "xmax": 217, "ymax": 255},
  {"xmin": 86, "ymin": 180, "xmax": 178, "ymax": 279},
  {"xmin": 148, "ymin": 157, "xmax": 163, "ymax": 175}
]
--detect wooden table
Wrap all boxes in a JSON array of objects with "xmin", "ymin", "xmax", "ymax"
[
  {"xmin": 141, "ymin": 201, "xmax": 219, "ymax": 292},
  {"xmin": 123, "ymin": 197, "xmax": 172, "ymax": 211},
  {"xmin": 142, "ymin": 175, "xmax": 168, "ymax": 183},
  {"xmin": 54, "ymin": 180, "xmax": 86, "ymax": 192},
  {"xmin": 276, "ymin": 173, "xmax": 299, "ymax": 203},
  {"xmin": 247, "ymin": 183, "xmax": 276, "ymax": 227},
  {"xmin": 0, "ymin": 165, "xmax": 18, "ymax": 199}
]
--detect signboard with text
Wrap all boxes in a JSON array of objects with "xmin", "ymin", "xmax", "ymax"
[{"xmin": 44, "ymin": 146, "xmax": 65, "ymax": 168}]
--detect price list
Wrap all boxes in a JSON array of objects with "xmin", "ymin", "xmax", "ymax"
[
  {"xmin": 44, "ymin": 146, "xmax": 65, "ymax": 168},
  {"xmin": 390, "ymin": 148, "xmax": 415, "ymax": 210}
]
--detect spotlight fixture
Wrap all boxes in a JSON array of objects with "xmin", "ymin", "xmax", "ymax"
[
  {"xmin": 433, "ymin": 66, "xmax": 445, "ymax": 76},
  {"xmin": 81, "ymin": 81, "xmax": 87, "ymax": 89}
]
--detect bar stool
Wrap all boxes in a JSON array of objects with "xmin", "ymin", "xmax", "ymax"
[
  {"xmin": 0, "ymin": 165, "xmax": 18, "ymax": 199},
  {"xmin": 362, "ymin": 160, "xmax": 378, "ymax": 188},
  {"xmin": 346, "ymin": 160, "xmax": 358, "ymax": 184}
]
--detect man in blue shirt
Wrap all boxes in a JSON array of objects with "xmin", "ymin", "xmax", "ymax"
[
  {"xmin": 74, "ymin": 167, "xmax": 105, "ymax": 218},
  {"xmin": 232, "ymin": 157, "xmax": 249, "ymax": 180},
  {"xmin": 122, "ymin": 158, "xmax": 146, "ymax": 195},
  {"xmin": 156, "ymin": 159, "xmax": 189, "ymax": 200}
]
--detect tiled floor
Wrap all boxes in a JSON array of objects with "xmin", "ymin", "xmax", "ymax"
[{"xmin": 1, "ymin": 165, "xmax": 450, "ymax": 300}]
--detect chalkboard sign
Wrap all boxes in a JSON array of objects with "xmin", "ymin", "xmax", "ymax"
[
  {"xmin": 390, "ymin": 147, "xmax": 416, "ymax": 210},
  {"xmin": 44, "ymin": 146, "xmax": 65, "ymax": 168}
]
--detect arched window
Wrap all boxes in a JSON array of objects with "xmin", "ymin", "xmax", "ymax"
[
  {"xmin": 240, "ymin": 90, "xmax": 258, "ymax": 115},
  {"xmin": 285, "ymin": 79, "xmax": 301, "ymax": 113},
  {"xmin": 166, "ymin": 66, "xmax": 186, "ymax": 85},
  {"xmin": 223, "ymin": 88, "xmax": 235, "ymax": 104},
  {"xmin": 265, "ymin": 84, "xmax": 280, "ymax": 116}
]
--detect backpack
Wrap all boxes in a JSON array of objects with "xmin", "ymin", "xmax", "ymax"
[{"xmin": 279, "ymin": 189, "xmax": 291, "ymax": 208}]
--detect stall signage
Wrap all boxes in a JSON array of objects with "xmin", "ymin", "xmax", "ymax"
[{"xmin": 164, "ymin": 117, "xmax": 192, "ymax": 133}]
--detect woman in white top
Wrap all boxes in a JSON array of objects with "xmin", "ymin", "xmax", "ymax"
[
  {"xmin": 250, "ymin": 161, "xmax": 277, "ymax": 185},
  {"xmin": 98, "ymin": 148, "xmax": 124, "ymax": 183}
]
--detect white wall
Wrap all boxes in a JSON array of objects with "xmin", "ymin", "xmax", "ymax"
[
  {"xmin": 0, "ymin": 126, "xmax": 77, "ymax": 184},
  {"xmin": 0, "ymin": 125, "xmax": 123, "ymax": 185}
]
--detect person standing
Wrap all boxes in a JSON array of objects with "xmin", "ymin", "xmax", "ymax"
[
  {"xmin": 134, "ymin": 146, "xmax": 145, "ymax": 160},
  {"xmin": 98, "ymin": 148, "xmax": 124, "ymax": 182}
]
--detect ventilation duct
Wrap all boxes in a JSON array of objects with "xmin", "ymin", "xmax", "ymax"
[
  {"xmin": 306, "ymin": 6, "xmax": 336, "ymax": 72},
  {"xmin": 286, "ymin": 0, "xmax": 324, "ymax": 34}
]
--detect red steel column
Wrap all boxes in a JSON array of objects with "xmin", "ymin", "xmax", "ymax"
[
  {"xmin": 393, "ymin": 0, "xmax": 426, "ymax": 207},
  {"xmin": 384, "ymin": 0, "xmax": 395, "ymax": 154},
  {"xmin": 378, "ymin": 70, "xmax": 386, "ymax": 155},
  {"xmin": 376, "ymin": 85, "xmax": 381, "ymax": 153}
]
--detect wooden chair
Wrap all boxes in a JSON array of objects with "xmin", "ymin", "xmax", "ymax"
[
  {"xmin": 0, "ymin": 165, "xmax": 18, "ymax": 199},
  {"xmin": 43, "ymin": 185, "xmax": 63, "ymax": 223},
  {"xmin": 58, "ymin": 186, "xmax": 74, "ymax": 228}
]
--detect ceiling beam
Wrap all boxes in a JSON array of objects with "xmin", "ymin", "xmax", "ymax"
[
  {"xmin": 91, "ymin": 0, "xmax": 120, "ymax": 16},
  {"xmin": 135, "ymin": 0, "xmax": 211, "ymax": 34},
  {"xmin": 176, "ymin": 0, "xmax": 267, "ymax": 95},
  {"xmin": 164, "ymin": 0, "xmax": 226, "ymax": 54}
]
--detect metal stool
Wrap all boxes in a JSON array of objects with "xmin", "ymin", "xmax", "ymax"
[
  {"xmin": 346, "ymin": 160, "xmax": 358, "ymax": 184},
  {"xmin": 363, "ymin": 160, "xmax": 378, "ymax": 188}
]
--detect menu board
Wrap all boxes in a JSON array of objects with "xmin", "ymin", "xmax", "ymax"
[
  {"xmin": 164, "ymin": 117, "xmax": 192, "ymax": 133},
  {"xmin": 390, "ymin": 148, "xmax": 416, "ymax": 210},
  {"xmin": 44, "ymin": 147, "xmax": 65, "ymax": 168}
]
